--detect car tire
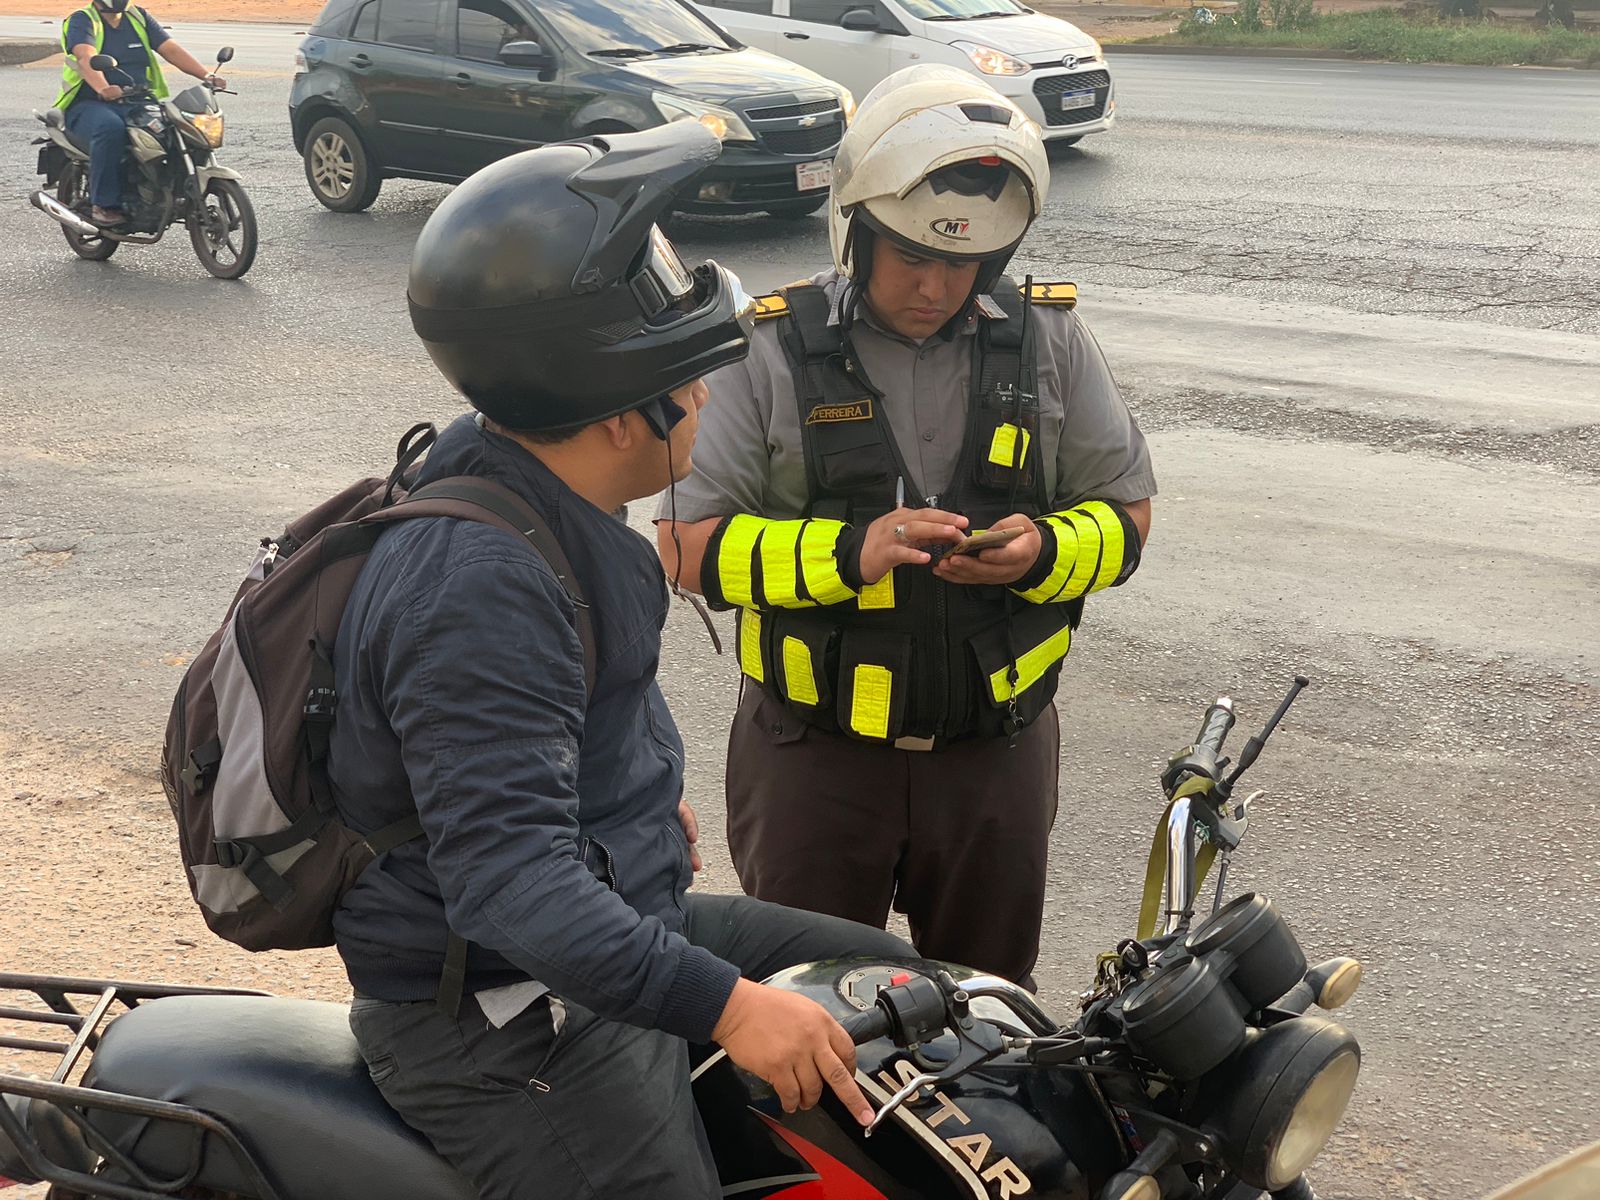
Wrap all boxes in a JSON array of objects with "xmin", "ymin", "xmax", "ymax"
[
  {"xmin": 303, "ymin": 115, "xmax": 382, "ymax": 213},
  {"xmin": 764, "ymin": 197, "xmax": 828, "ymax": 220}
]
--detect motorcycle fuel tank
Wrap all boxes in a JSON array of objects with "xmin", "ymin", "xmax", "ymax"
[{"xmin": 692, "ymin": 959, "xmax": 1129, "ymax": 1200}]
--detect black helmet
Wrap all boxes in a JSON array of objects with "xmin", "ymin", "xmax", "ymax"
[{"xmin": 408, "ymin": 123, "xmax": 754, "ymax": 432}]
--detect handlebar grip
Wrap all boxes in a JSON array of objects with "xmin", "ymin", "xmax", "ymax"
[
  {"xmin": 1194, "ymin": 699, "xmax": 1236, "ymax": 758},
  {"xmin": 840, "ymin": 1005, "xmax": 893, "ymax": 1045}
]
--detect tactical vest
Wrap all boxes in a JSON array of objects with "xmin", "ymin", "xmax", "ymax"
[
  {"xmin": 738, "ymin": 279, "xmax": 1082, "ymax": 748},
  {"xmin": 56, "ymin": 6, "xmax": 169, "ymax": 110}
]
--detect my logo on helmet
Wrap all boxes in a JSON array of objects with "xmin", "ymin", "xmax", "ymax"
[{"xmin": 931, "ymin": 218, "xmax": 971, "ymax": 240}]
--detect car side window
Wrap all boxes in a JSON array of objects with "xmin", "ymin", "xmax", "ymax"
[
  {"xmin": 787, "ymin": 0, "xmax": 878, "ymax": 23},
  {"xmin": 376, "ymin": 0, "xmax": 443, "ymax": 50},
  {"xmin": 456, "ymin": 0, "xmax": 535, "ymax": 61},
  {"xmin": 706, "ymin": 0, "xmax": 775, "ymax": 11},
  {"xmin": 351, "ymin": 0, "xmax": 378, "ymax": 41}
]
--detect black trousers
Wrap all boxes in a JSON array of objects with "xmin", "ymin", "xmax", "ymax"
[
  {"xmin": 726, "ymin": 687, "xmax": 1061, "ymax": 987},
  {"xmin": 348, "ymin": 893, "xmax": 912, "ymax": 1200}
]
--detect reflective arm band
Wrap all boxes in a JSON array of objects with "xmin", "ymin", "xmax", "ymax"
[
  {"xmin": 1012, "ymin": 500, "xmax": 1141, "ymax": 605},
  {"xmin": 702, "ymin": 514, "xmax": 856, "ymax": 611}
]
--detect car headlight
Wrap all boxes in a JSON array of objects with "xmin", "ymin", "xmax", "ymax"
[
  {"xmin": 1202, "ymin": 1017, "xmax": 1362, "ymax": 1191},
  {"xmin": 653, "ymin": 93, "xmax": 753, "ymax": 143},
  {"xmin": 189, "ymin": 111, "xmax": 224, "ymax": 148},
  {"xmin": 952, "ymin": 40, "xmax": 1030, "ymax": 76},
  {"xmin": 838, "ymin": 86, "xmax": 856, "ymax": 123}
]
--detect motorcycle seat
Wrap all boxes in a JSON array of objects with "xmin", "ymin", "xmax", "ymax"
[{"xmin": 79, "ymin": 995, "xmax": 477, "ymax": 1200}]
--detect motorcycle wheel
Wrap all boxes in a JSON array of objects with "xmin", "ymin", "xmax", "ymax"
[
  {"xmin": 188, "ymin": 178, "xmax": 258, "ymax": 280},
  {"xmin": 56, "ymin": 164, "xmax": 117, "ymax": 262}
]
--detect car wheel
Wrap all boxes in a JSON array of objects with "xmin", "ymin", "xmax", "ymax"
[
  {"xmin": 764, "ymin": 197, "xmax": 828, "ymax": 220},
  {"xmin": 303, "ymin": 115, "xmax": 382, "ymax": 213}
]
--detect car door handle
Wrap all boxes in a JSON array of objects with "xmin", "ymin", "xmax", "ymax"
[
  {"xmin": 349, "ymin": 52, "xmax": 372, "ymax": 68},
  {"xmin": 452, "ymin": 71, "xmax": 473, "ymax": 88},
  {"xmin": 783, "ymin": 30, "xmax": 810, "ymax": 38}
]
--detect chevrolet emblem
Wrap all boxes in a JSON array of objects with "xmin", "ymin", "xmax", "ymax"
[{"xmin": 797, "ymin": 115, "xmax": 818, "ymax": 127}]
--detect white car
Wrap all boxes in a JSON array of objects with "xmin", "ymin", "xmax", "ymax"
[{"xmin": 693, "ymin": 0, "xmax": 1113, "ymax": 143}]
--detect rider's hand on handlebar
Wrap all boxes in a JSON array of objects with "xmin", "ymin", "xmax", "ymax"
[
  {"xmin": 205, "ymin": 73, "xmax": 227, "ymax": 90},
  {"xmin": 858, "ymin": 507, "xmax": 967, "ymax": 585},
  {"xmin": 712, "ymin": 979, "xmax": 874, "ymax": 1127},
  {"xmin": 97, "ymin": 84, "xmax": 125, "ymax": 102}
]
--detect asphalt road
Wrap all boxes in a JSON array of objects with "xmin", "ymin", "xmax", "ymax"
[{"xmin": 1, "ymin": 36, "xmax": 1597, "ymax": 1200}]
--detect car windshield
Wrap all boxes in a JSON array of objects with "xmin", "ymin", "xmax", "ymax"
[
  {"xmin": 903, "ymin": 0, "xmax": 1026, "ymax": 18},
  {"xmin": 537, "ymin": 0, "xmax": 736, "ymax": 56}
]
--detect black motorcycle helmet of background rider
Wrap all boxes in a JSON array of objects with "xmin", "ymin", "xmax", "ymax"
[{"xmin": 407, "ymin": 123, "xmax": 755, "ymax": 437}]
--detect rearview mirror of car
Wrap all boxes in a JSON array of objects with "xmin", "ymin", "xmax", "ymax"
[
  {"xmin": 839, "ymin": 7, "xmax": 882, "ymax": 31},
  {"xmin": 499, "ymin": 40, "xmax": 555, "ymax": 71}
]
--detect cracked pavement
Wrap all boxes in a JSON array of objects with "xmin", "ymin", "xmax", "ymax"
[{"xmin": 1, "ymin": 39, "xmax": 1596, "ymax": 1200}]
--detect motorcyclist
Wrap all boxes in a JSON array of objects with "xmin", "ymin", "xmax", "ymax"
[
  {"xmin": 55, "ymin": 0, "xmax": 227, "ymax": 226},
  {"xmin": 654, "ymin": 65, "xmax": 1156, "ymax": 990},
  {"xmin": 330, "ymin": 123, "xmax": 914, "ymax": 1199}
]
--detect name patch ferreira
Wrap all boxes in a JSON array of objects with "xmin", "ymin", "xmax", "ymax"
[{"xmin": 806, "ymin": 400, "xmax": 874, "ymax": 425}]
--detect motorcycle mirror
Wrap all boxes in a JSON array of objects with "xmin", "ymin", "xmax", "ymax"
[
  {"xmin": 216, "ymin": 46, "xmax": 234, "ymax": 63},
  {"xmin": 88, "ymin": 53, "xmax": 118, "ymax": 71}
]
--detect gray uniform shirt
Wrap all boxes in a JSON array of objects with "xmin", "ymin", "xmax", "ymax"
[{"xmin": 658, "ymin": 270, "xmax": 1156, "ymax": 525}]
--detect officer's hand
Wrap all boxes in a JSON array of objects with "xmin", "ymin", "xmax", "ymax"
[
  {"xmin": 713, "ymin": 979, "xmax": 874, "ymax": 1127},
  {"xmin": 677, "ymin": 796, "xmax": 702, "ymax": 873},
  {"xmin": 97, "ymin": 84, "xmax": 125, "ymax": 102},
  {"xmin": 859, "ymin": 507, "xmax": 967, "ymax": 585},
  {"xmin": 933, "ymin": 513, "xmax": 1041, "ymax": 587}
]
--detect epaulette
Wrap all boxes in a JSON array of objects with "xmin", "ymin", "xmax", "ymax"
[
  {"xmin": 752, "ymin": 293, "xmax": 790, "ymax": 321},
  {"xmin": 1025, "ymin": 281, "xmax": 1078, "ymax": 308}
]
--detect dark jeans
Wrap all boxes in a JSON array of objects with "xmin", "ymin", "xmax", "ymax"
[
  {"xmin": 64, "ymin": 97, "xmax": 127, "ymax": 208},
  {"xmin": 727, "ymin": 687, "xmax": 1061, "ymax": 988},
  {"xmin": 348, "ymin": 893, "xmax": 912, "ymax": 1200}
]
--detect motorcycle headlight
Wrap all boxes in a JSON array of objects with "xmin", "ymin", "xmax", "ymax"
[
  {"xmin": 952, "ymin": 40, "xmax": 1031, "ymax": 76},
  {"xmin": 652, "ymin": 93, "xmax": 753, "ymax": 143},
  {"xmin": 1202, "ymin": 1017, "xmax": 1361, "ymax": 1191},
  {"xmin": 189, "ymin": 111, "xmax": 224, "ymax": 147}
]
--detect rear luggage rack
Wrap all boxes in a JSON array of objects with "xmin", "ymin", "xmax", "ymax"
[{"xmin": 0, "ymin": 972, "xmax": 279, "ymax": 1200}]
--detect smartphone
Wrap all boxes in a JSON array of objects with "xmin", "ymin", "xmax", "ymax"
[{"xmin": 945, "ymin": 526, "xmax": 1026, "ymax": 557}]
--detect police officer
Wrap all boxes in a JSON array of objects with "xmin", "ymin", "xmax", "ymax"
[
  {"xmin": 55, "ymin": 0, "xmax": 226, "ymax": 226},
  {"xmin": 656, "ymin": 66, "xmax": 1156, "ymax": 988}
]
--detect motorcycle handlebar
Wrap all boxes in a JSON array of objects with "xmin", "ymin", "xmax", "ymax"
[
  {"xmin": 1194, "ymin": 697, "xmax": 1236, "ymax": 759},
  {"xmin": 840, "ymin": 1006, "xmax": 894, "ymax": 1045}
]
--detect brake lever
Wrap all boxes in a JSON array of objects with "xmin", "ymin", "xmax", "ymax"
[{"xmin": 864, "ymin": 1007, "xmax": 1006, "ymax": 1137}]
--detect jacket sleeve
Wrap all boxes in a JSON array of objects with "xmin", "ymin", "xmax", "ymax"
[
  {"xmin": 380, "ymin": 550, "xmax": 739, "ymax": 1043},
  {"xmin": 1009, "ymin": 499, "xmax": 1141, "ymax": 605},
  {"xmin": 700, "ymin": 513, "xmax": 859, "ymax": 611}
]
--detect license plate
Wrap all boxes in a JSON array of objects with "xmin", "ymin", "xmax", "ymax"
[
  {"xmin": 796, "ymin": 159, "xmax": 833, "ymax": 191},
  {"xmin": 1060, "ymin": 90, "xmax": 1096, "ymax": 111}
]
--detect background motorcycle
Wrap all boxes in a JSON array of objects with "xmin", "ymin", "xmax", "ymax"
[
  {"xmin": 0, "ymin": 682, "xmax": 1363, "ymax": 1200},
  {"xmin": 29, "ymin": 46, "xmax": 257, "ymax": 279}
]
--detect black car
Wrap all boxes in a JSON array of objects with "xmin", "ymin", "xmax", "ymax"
[{"xmin": 290, "ymin": 0, "xmax": 854, "ymax": 216}]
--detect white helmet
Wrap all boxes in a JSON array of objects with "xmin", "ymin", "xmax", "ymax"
[{"xmin": 828, "ymin": 64, "xmax": 1049, "ymax": 279}]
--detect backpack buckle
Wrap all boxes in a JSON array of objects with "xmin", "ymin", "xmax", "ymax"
[
  {"xmin": 180, "ymin": 738, "xmax": 222, "ymax": 795},
  {"xmin": 304, "ymin": 686, "xmax": 337, "ymax": 721}
]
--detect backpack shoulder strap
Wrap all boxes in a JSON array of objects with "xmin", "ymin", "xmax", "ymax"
[{"xmin": 366, "ymin": 477, "xmax": 597, "ymax": 696}]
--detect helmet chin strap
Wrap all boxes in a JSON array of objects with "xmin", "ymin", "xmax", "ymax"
[{"xmin": 646, "ymin": 394, "xmax": 724, "ymax": 655}]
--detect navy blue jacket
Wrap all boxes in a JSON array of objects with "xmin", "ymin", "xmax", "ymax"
[{"xmin": 329, "ymin": 414, "xmax": 739, "ymax": 1043}]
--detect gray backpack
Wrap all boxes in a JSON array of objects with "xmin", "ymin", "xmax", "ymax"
[{"xmin": 160, "ymin": 423, "xmax": 594, "ymax": 953}]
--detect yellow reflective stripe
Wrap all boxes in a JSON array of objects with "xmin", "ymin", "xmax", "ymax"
[
  {"xmin": 781, "ymin": 636, "xmax": 819, "ymax": 705},
  {"xmin": 989, "ymin": 623, "xmax": 1073, "ymax": 703},
  {"xmin": 858, "ymin": 571, "xmax": 895, "ymax": 610},
  {"xmin": 798, "ymin": 519, "xmax": 855, "ymax": 606},
  {"xmin": 1014, "ymin": 515, "xmax": 1076, "ymax": 604},
  {"xmin": 987, "ymin": 423, "xmax": 1032, "ymax": 468},
  {"xmin": 1058, "ymin": 511, "xmax": 1104, "ymax": 599},
  {"xmin": 757, "ymin": 521, "xmax": 806, "ymax": 607},
  {"xmin": 737, "ymin": 609, "xmax": 764, "ymax": 683},
  {"xmin": 849, "ymin": 665, "xmax": 893, "ymax": 740},
  {"xmin": 715, "ymin": 515, "xmax": 763, "ymax": 609},
  {"xmin": 1077, "ymin": 502, "xmax": 1127, "ymax": 590}
]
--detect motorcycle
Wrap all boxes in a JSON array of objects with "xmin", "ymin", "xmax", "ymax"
[
  {"xmin": 29, "ymin": 46, "xmax": 257, "ymax": 279},
  {"xmin": 0, "ymin": 681, "xmax": 1362, "ymax": 1200}
]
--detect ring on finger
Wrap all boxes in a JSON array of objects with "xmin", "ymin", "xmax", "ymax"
[{"xmin": 892, "ymin": 524, "xmax": 907, "ymax": 542}]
